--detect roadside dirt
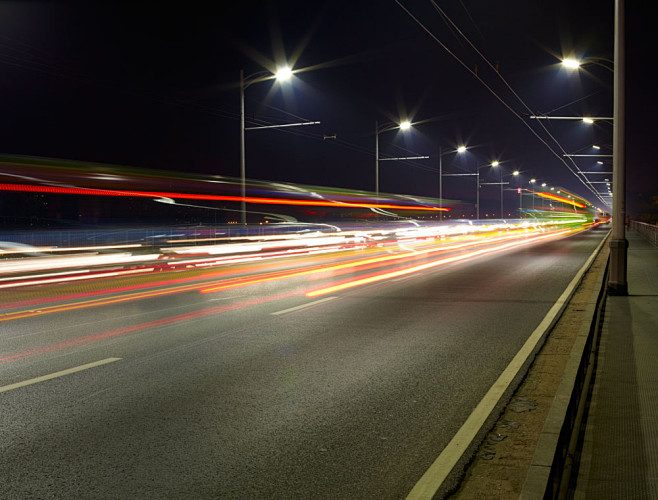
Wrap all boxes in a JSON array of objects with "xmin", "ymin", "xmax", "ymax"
[{"xmin": 449, "ymin": 243, "xmax": 609, "ymax": 499}]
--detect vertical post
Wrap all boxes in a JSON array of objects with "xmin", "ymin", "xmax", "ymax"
[
  {"xmin": 519, "ymin": 185, "xmax": 522, "ymax": 216},
  {"xmin": 476, "ymin": 168, "xmax": 480, "ymax": 220},
  {"xmin": 375, "ymin": 121, "xmax": 379, "ymax": 197},
  {"xmin": 609, "ymin": 0, "xmax": 628, "ymax": 295},
  {"xmin": 500, "ymin": 168, "xmax": 504, "ymax": 219},
  {"xmin": 239, "ymin": 69, "xmax": 246, "ymax": 225},
  {"xmin": 439, "ymin": 145, "xmax": 443, "ymax": 221}
]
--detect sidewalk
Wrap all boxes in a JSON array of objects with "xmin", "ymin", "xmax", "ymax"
[{"xmin": 574, "ymin": 228, "xmax": 658, "ymax": 498}]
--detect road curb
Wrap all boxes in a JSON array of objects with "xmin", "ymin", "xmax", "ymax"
[{"xmin": 520, "ymin": 237, "xmax": 610, "ymax": 499}]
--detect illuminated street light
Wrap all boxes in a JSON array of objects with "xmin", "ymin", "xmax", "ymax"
[
  {"xmin": 375, "ymin": 120, "xmax": 414, "ymax": 196},
  {"xmin": 561, "ymin": 56, "xmax": 614, "ymax": 73},
  {"xmin": 438, "ymin": 144, "xmax": 468, "ymax": 220},
  {"xmin": 239, "ymin": 66, "xmax": 296, "ymax": 224},
  {"xmin": 275, "ymin": 65, "xmax": 293, "ymax": 81},
  {"xmin": 583, "ymin": 117, "xmax": 595, "ymax": 124},
  {"xmin": 476, "ymin": 160, "xmax": 501, "ymax": 219},
  {"xmin": 562, "ymin": 58, "xmax": 581, "ymax": 69}
]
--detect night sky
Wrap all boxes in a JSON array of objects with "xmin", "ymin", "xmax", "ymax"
[{"xmin": 0, "ymin": 1, "xmax": 655, "ymax": 217}]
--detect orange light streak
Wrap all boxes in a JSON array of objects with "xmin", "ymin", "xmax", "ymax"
[
  {"xmin": 305, "ymin": 229, "xmax": 574, "ymax": 297},
  {"xmin": 0, "ymin": 183, "xmax": 449, "ymax": 211},
  {"xmin": 535, "ymin": 191, "xmax": 586, "ymax": 208}
]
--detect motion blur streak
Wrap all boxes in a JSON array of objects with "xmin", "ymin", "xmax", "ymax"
[
  {"xmin": 305, "ymin": 229, "xmax": 574, "ymax": 297},
  {"xmin": 0, "ymin": 244, "xmax": 142, "ymax": 256},
  {"xmin": 0, "ymin": 268, "xmax": 153, "ymax": 290},
  {"xmin": 535, "ymin": 191, "xmax": 586, "ymax": 208},
  {"xmin": 197, "ymin": 229, "xmax": 542, "ymax": 294},
  {"xmin": 0, "ymin": 292, "xmax": 296, "ymax": 362},
  {"xmin": 0, "ymin": 183, "xmax": 448, "ymax": 212}
]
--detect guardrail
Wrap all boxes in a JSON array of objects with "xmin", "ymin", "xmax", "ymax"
[{"xmin": 631, "ymin": 220, "xmax": 658, "ymax": 246}]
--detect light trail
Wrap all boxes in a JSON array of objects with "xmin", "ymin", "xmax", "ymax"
[
  {"xmin": 0, "ymin": 225, "xmax": 585, "ymax": 323},
  {"xmin": 0, "ymin": 292, "xmax": 296, "ymax": 362},
  {"xmin": 305, "ymin": 229, "xmax": 575, "ymax": 297},
  {"xmin": 0, "ymin": 183, "xmax": 449, "ymax": 212}
]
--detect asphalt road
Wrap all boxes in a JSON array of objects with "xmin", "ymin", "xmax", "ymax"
[{"xmin": 0, "ymin": 225, "xmax": 608, "ymax": 499}]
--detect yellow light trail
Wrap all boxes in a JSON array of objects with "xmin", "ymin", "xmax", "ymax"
[{"xmin": 305, "ymin": 229, "xmax": 574, "ymax": 297}]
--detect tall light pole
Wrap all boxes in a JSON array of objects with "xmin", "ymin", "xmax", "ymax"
[
  {"xmin": 476, "ymin": 161, "xmax": 499, "ymax": 219},
  {"xmin": 375, "ymin": 120, "xmax": 412, "ymax": 197},
  {"xmin": 239, "ymin": 66, "xmax": 294, "ymax": 225},
  {"xmin": 562, "ymin": 4, "xmax": 627, "ymax": 294},
  {"xmin": 609, "ymin": 0, "xmax": 627, "ymax": 295},
  {"xmin": 501, "ymin": 170, "xmax": 519, "ymax": 218},
  {"xmin": 439, "ymin": 145, "xmax": 467, "ymax": 221}
]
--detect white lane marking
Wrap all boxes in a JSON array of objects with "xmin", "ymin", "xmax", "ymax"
[
  {"xmin": 0, "ymin": 358, "xmax": 122, "ymax": 394},
  {"xmin": 271, "ymin": 296, "xmax": 338, "ymax": 316},
  {"xmin": 406, "ymin": 230, "xmax": 610, "ymax": 499}
]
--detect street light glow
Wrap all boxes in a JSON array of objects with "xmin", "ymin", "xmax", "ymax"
[
  {"xmin": 562, "ymin": 58, "xmax": 581, "ymax": 69},
  {"xmin": 513, "ymin": 170, "xmax": 519, "ymax": 175},
  {"xmin": 583, "ymin": 117, "xmax": 594, "ymax": 124},
  {"xmin": 399, "ymin": 120, "xmax": 412, "ymax": 130},
  {"xmin": 275, "ymin": 66, "xmax": 293, "ymax": 81},
  {"xmin": 457, "ymin": 145, "xmax": 467, "ymax": 153},
  {"xmin": 491, "ymin": 161, "xmax": 500, "ymax": 167}
]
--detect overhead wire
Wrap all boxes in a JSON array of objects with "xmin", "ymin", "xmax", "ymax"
[{"xmin": 394, "ymin": 0, "xmax": 607, "ymax": 207}]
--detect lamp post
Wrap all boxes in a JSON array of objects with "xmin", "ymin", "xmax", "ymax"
[
  {"xmin": 375, "ymin": 120, "xmax": 412, "ymax": 197},
  {"xmin": 609, "ymin": 0, "xmax": 628, "ymax": 294},
  {"xmin": 562, "ymin": 2, "xmax": 626, "ymax": 294},
  {"xmin": 501, "ymin": 170, "xmax": 519, "ymax": 218},
  {"xmin": 438, "ymin": 145, "xmax": 467, "ymax": 220},
  {"xmin": 476, "ymin": 161, "xmax": 499, "ymax": 219},
  {"xmin": 239, "ymin": 66, "xmax": 294, "ymax": 225}
]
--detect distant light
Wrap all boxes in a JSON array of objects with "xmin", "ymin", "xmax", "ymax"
[
  {"xmin": 593, "ymin": 145, "xmax": 601, "ymax": 149},
  {"xmin": 583, "ymin": 117, "xmax": 594, "ymax": 124},
  {"xmin": 530, "ymin": 179, "xmax": 536, "ymax": 183},
  {"xmin": 513, "ymin": 170, "xmax": 519, "ymax": 176},
  {"xmin": 541, "ymin": 183, "xmax": 547, "ymax": 187},
  {"xmin": 457, "ymin": 145, "xmax": 467, "ymax": 153},
  {"xmin": 399, "ymin": 121, "xmax": 412, "ymax": 130},
  {"xmin": 562, "ymin": 58, "xmax": 581, "ymax": 69},
  {"xmin": 491, "ymin": 161, "xmax": 500, "ymax": 167},
  {"xmin": 597, "ymin": 161, "xmax": 604, "ymax": 165},
  {"xmin": 275, "ymin": 66, "xmax": 293, "ymax": 81}
]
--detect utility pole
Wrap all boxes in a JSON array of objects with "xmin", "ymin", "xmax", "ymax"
[{"xmin": 609, "ymin": 0, "xmax": 628, "ymax": 295}]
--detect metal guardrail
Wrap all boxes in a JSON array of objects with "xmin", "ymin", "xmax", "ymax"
[{"xmin": 631, "ymin": 220, "xmax": 658, "ymax": 246}]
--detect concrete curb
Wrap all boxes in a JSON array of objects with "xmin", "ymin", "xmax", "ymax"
[{"xmin": 520, "ymin": 241, "xmax": 610, "ymax": 499}]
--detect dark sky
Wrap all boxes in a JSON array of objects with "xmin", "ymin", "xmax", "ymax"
[{"xmin": 0, "ymin": 1, "xmax": 654, "ymax": 215}]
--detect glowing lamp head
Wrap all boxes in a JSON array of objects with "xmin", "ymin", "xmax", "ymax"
[
  {"xmin": 530, "ymin": 178, "xmax": 536, "ymax": 183},
  {"xmin": 583, "ymin": 117, "xmax": 594, "ymax": 124},
  {"xmin": 513, "ymin": 170, "xmax": 519, "ymax": 176},
  {"xmin": 399, "ymin": 120, "xmax": 412, "ymax": 130},
  {"xmin": 456, "ymin": 145, "xmax": 467, "ymax": 153},
  {"xmin": 491, "ymin": 161, "xmax": 500, "ymax": 167},
  {"xmin": 275, "ymin": 66, "xmax": 293, "ymax": 81},
  {"xmin": 562, "ymin": 58, "xmax": 581, "ymax": 69}
]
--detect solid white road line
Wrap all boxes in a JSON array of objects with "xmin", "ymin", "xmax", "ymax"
[
  {"xmin": 271, "ymin": 296, "xmax": 338, "ymax": 315},
  {"xmin": 406, "ymin": 231, "xmax": 610, "ymax": 499},
  {"xmin": 0, "ymin": 357, "xmax": 122, "ymax": 394}
]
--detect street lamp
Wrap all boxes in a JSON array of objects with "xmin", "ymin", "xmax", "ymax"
[
  {"xmin": 476, "ymin": 161, "xmax": 499, "ymax": 219},
  {"xmin": 375, "ymin": 120, "xmax": 414, "ymax": 197},
  {"xmin": 561, "ymin": 56, "xmax": 614, "ymax": 73},
  {"xmin": 438, "ymin": 144, "xmax": 467, "ymax": 220},
  {"xmin": 501, "ymin": 170, "xmax": 519, "ymax": 218},
  {"xmin": 239, "ymin": 67, "xmax": 294, "ymax": 225}
]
